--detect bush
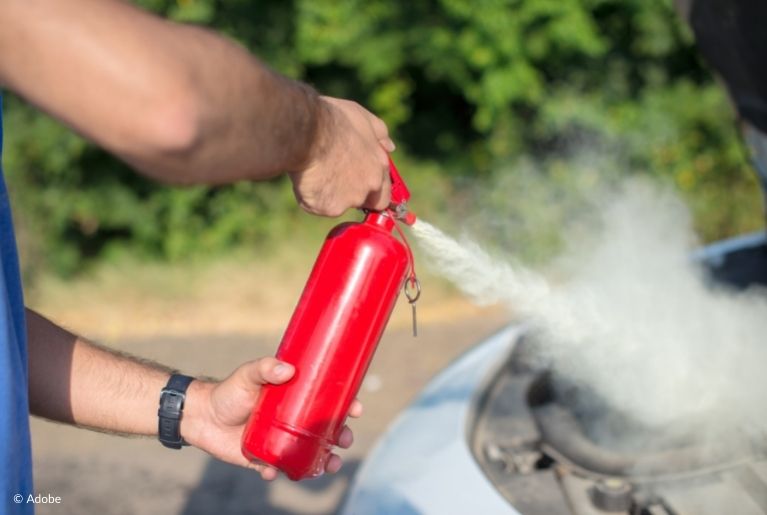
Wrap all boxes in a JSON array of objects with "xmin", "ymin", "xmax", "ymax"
[{"xmin": 3, "ymin": 0, "xmax": 761, "ymax": 278}]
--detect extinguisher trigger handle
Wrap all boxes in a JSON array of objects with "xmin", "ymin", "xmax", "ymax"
[{"xmin": 388, "ymin": 157, "xmax": 411, "ymax": 206}]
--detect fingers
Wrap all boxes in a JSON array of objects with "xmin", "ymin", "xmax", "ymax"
[
  {"xmin": 247, "ymin": 453, "xmax": 346, "ymax": 478},
  {"xmin": 354, "ymin": 106, "xmax": 392, "ymax": 212},
  {"xmin": 246, "ymin": 460, "xmax": 280, "ymax": 481},
  {"xmin": 260, "ymin": 467, "xmax": 279, "ymax": 481},
  {"xmin": 337, "ymin": 425, "xmax": 354, "ymax": 449},
  {"xmin": 370, "ymin": 115, "xmax": 395, "ymax": 152},
  {"xmin": 248, "ymin": 451, "xmax": 347, "ymax": 479},
  {"xmin": 237, "ymin": 399, "xmax": 360, "ymax": 480},
  {"xmin": 326, "ymin": 454, "xmax": 343, "ymax": 474},
  {"xmin": 362, "ymin": 163, "xmax": 392, "ymax": 211},
  {"xmin": 361, "ymin": 113, "xmax": 393, "ymax": 211},
  {"xmin": 349, "ymin": 399, "xmax": 363, "ymax": 418},
  {"xmin": 380, "ymin": 138, "xmax": 396, "ymax": 152}
]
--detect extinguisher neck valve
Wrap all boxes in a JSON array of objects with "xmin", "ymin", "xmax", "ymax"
[
  {"xmin": 364, "ymin": 211, "xmax": 397, "ymax": 231},
  {"xmin": 392, "ymin": 203, "xmax": 417, "ymax": 226}
]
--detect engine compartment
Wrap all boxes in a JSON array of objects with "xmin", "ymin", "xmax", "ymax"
[{"xmin": 470, "ymin": 235, "xmax": 767, "ymax": 514}]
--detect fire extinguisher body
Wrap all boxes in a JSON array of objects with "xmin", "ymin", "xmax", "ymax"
[{"xmin": 241, "ymin": 211, "xmax": 410, "ymax": 480}]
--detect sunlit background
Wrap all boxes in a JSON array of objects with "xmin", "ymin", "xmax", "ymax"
[{"xmin": 5, "ymin": 0, "xmax": 763, "ymax": 513}]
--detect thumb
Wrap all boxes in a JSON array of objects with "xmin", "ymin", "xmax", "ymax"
[
  {"xmin": 241, "ymin": 358, "xmax": 295, "ymax": 391},
  {"xmin": 209, "ymin": 358, "xmax": 295, "ymax": 426},
  {"xmin": 362, "ymin": 162, "xmax": 392, "ymax": 212},
  {"xmin": 220, "ymin": 358, "xmax": 294, "ymax": 398}
]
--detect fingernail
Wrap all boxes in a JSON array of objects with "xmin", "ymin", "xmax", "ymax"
[
  {"xmin": 327, "ymin": 458, "xmax": 341, "ymax": 474},
  {"xmin": 274, "ymin": 363, "xmax": 289, "ymax": 376},
  {"xmin": 387, "ymin": 139, "xmax": 396, "ymax": 152}
]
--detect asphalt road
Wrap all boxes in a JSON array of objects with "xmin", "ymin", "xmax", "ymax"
[{"xmin": 30, "ymin": 314, "xmax": 508, "ymax": 515}]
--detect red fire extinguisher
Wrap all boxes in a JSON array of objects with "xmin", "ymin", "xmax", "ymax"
[{"xmin": 241, "ymin": 158, "xmax": 420, "ymax": 480}]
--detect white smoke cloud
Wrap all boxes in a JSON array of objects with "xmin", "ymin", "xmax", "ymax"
[{"xmin": 412, "ymin": 179, "xmax": 767, "ymax": 445}]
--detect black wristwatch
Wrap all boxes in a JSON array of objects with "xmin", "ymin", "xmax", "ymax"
[{"xmin": 158, "ymin": 374, "xmax": 195, "ymax": 449}]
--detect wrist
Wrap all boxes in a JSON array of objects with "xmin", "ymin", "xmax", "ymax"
[
  {"xmin": 178, "ymin": 378, "xmax": 215, "ymax": 448},
  {"xmin": 287, "ymin": 92, "xmax": 333, "ymax": 175}
]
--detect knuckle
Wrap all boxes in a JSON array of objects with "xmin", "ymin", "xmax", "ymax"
[
  {"xmin": 327, "ymin": 204, "xmax": 345, "ymax": 217},
  {"xmin": 257, "ymin": 356, "xmax": 275, "ymax": 367},
  {"xmin": 257, "ymin": 357, "xmax": 279, "ymax": 375},
  {"xmin": 368, "ymin": 173, "xmax": 383, "ymax": 191},
  {"xmin": 358, "ymin": 191, "xmax": 372, "ymax": 207},
  {"xmin": 374, "ymin": 116, "xmax": 389, "ymax": 134}
]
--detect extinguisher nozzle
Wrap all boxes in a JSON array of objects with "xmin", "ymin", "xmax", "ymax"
[{"xmin": 391, "ymin": 202, "xmax": 416, "ymax": 226}]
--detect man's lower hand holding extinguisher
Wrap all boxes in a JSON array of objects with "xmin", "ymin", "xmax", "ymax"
[{"xmin": 177, "ymin": 358, "xmax": 363, "ymax": 481}]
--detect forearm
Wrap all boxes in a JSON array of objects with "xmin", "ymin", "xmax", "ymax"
[
  {"xmin": 0, "ymin": 0, "xmax": 320, "ymax": 184},
  {"xmin": 26, "ymin": 309, "xmax": 210, "ymax": 437}
]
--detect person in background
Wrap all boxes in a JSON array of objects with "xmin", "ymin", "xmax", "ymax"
[
  {"xmin": 0, "ymin": 0, "xmax": 396, "ymax": 510},
  {"xmin": 676, "ymin": 0, "xmax": 767, "ymax": 214}
]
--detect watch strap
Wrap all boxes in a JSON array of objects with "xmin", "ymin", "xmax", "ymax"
[{"xmin": 158, "ymin": 373, "xmax": 195, "ymax": 449}]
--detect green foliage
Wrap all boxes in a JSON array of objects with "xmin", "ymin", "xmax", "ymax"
[
  {"xmin": 2, "ymin": 0, "xmax": 762, "ymax": 278},
  {"xmin": 4, "ymin": 95, "xmax": 307, "ymax": 277}
]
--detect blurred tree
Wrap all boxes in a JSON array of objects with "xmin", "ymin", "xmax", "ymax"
[{"xmin": 3, "ymin": 0, "xmax": 759, "ymax": 277}]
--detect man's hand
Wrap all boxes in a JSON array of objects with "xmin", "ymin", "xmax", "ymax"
[
  {"xmin": 183, "ymin": 358, "xmax": 363, "ymax": 481},
  {"xmin": 26, "ymin": 311, "xmax": 362, "ymax": 481},
  {"xmin": 289, "ymin": 96, "xmax": 397, "ymax": 217}
]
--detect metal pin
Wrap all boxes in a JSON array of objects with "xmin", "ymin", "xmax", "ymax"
[{"xmin": 404, "ymin": 277, "xmax": 421, "ymax": 338}]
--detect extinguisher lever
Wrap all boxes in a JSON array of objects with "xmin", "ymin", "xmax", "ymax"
[
  {"xmin": 387, "ymin": 158, "xmax": 417, "ymax": 225},
  {"xmin": 388, "ymin": 157, "xmax": 410, "ymax": 205}
]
